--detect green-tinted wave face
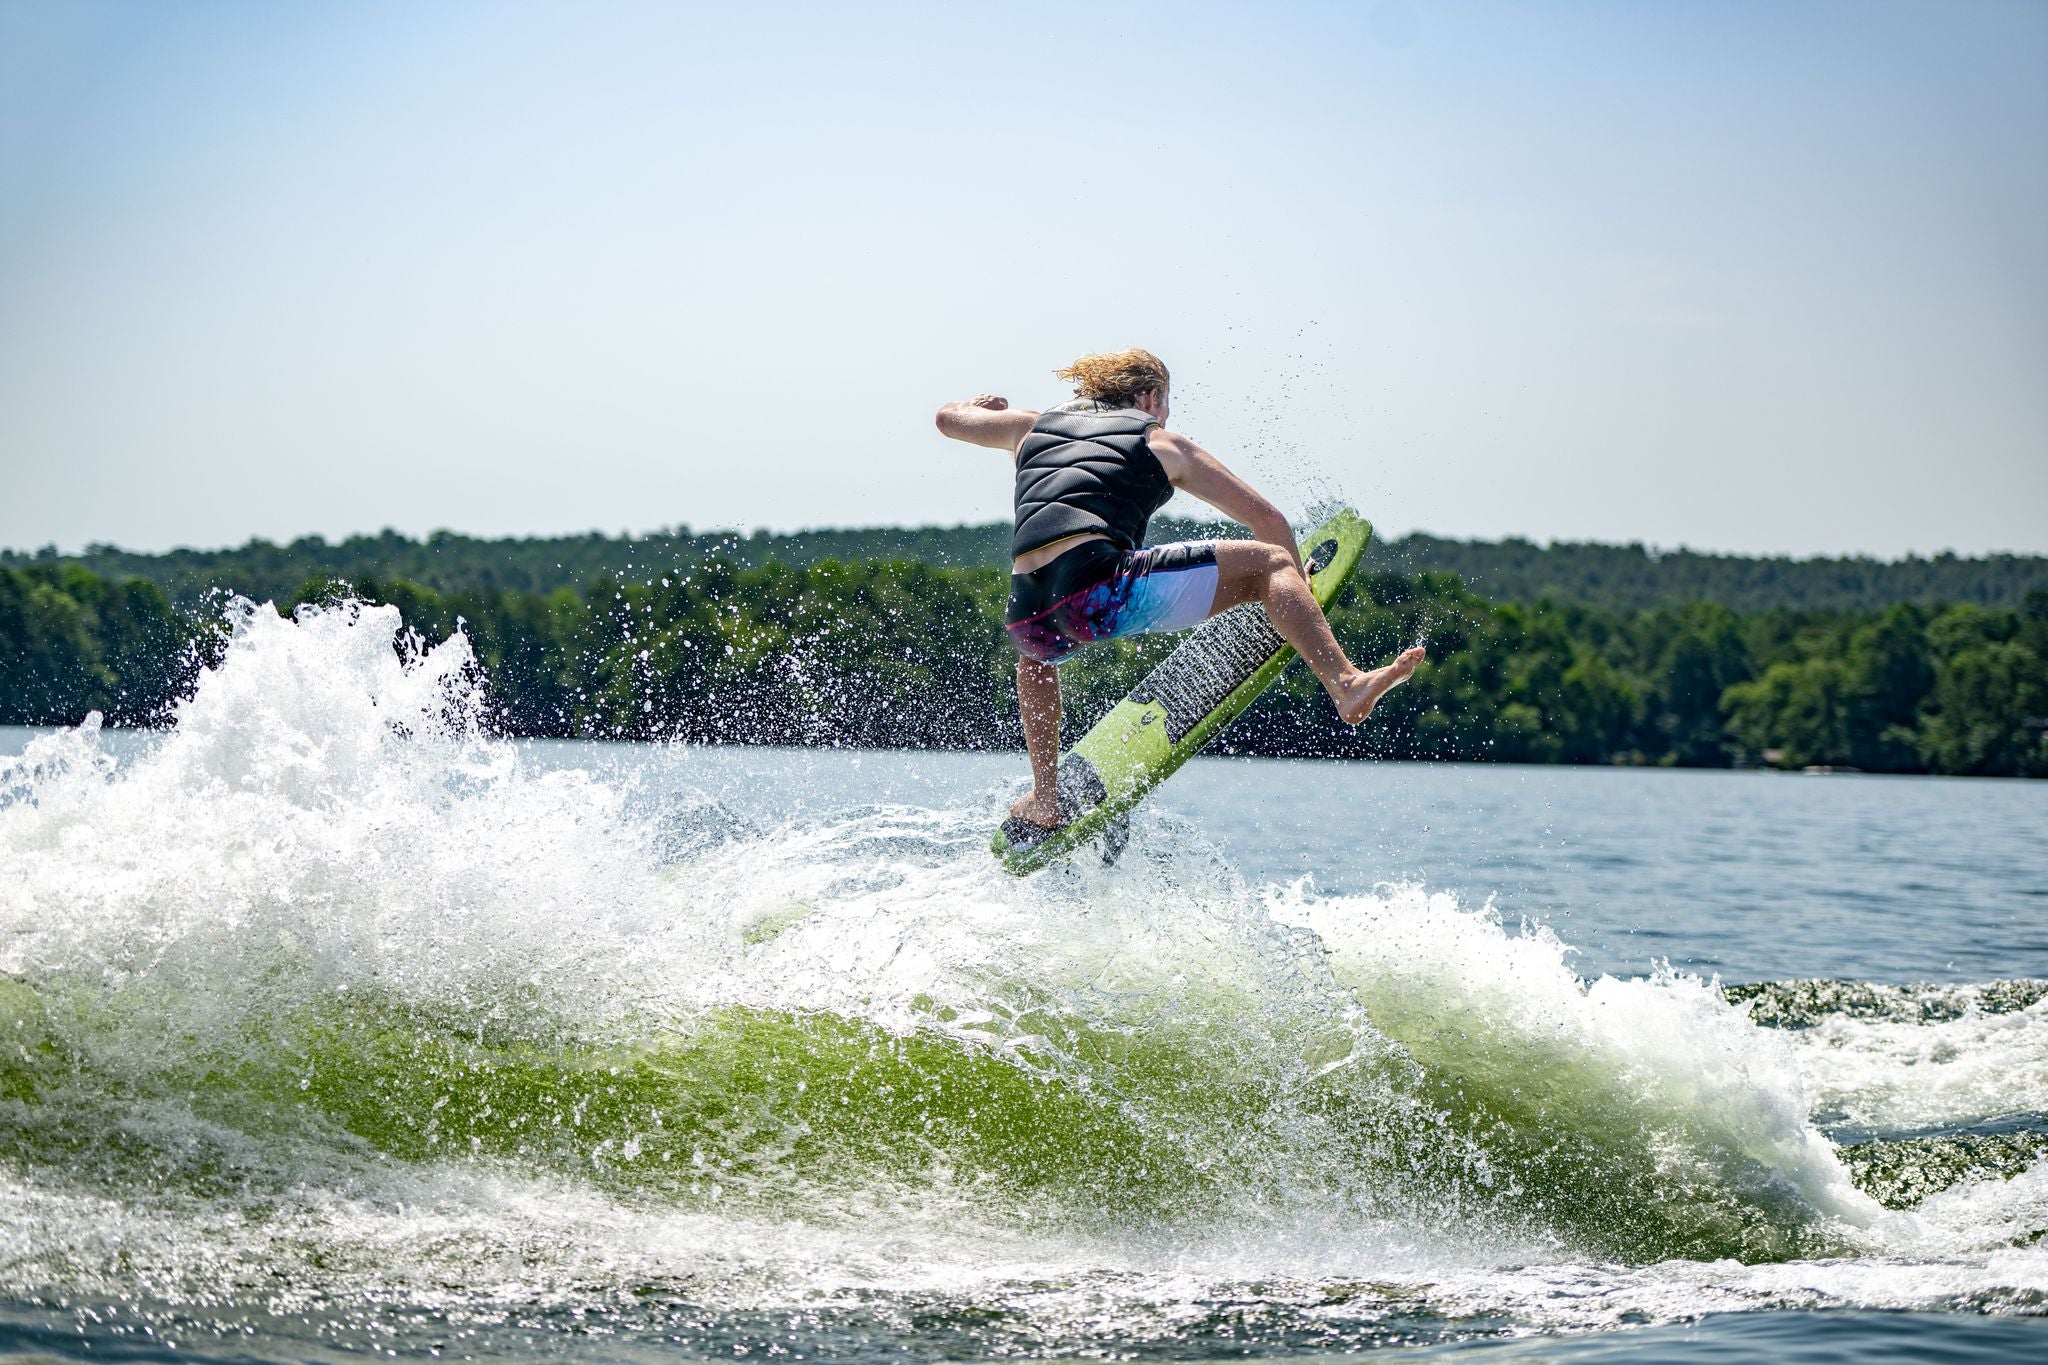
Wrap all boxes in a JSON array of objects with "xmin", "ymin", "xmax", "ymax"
[
  {"xmin": 1, "ymin": 599, "xmax": 2028, "ymax": 1331},
  {"xmin": 236, "ymin": 1002, "xmax": 1253, "ymax": 1222},
  {"xmin": 1, "ymin": 949, "xmax": 1852, "ymax": 1270}
]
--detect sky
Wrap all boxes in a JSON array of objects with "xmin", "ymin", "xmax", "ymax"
[{"xmin": 1, "ymin": 0, "xmax": 2043, "ymax": 559}]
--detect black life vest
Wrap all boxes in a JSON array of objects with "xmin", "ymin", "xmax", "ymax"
[{"xmin": 1011, "ymin": 400, "xmax": 1172, "ymax": 558}]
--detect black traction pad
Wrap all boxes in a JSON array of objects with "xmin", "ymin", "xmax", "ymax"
[
  {"xmin": 998, "ymin": 753, "xmax": 1108, "ymax": 851},
  {"xmin": 1129, "ymin": 605, "xmax": 1288, "ymax": 744}
]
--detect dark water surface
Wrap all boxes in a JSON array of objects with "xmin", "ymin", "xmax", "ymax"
[
  {"xmin": 1, "ymin": 603, "xmax": 2042, "ymax": 1362},
  {"xmin": 579, "ymin": 743, "xmax": 2048, "ymax": 984}
]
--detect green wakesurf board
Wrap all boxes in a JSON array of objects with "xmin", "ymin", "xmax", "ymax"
[{"xmin": 992, "ymin": 508, "xmax": 1370, "ymax": 875}]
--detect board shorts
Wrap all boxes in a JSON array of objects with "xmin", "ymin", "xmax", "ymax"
[{"xmin": 1006, "ymin": 539, "xmax": 1220, "ymax": 665}]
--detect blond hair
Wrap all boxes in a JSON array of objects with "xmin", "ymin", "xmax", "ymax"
[{"xmin": 1054, "ymin": 348, "xmax": 1170, "ymax": 406}]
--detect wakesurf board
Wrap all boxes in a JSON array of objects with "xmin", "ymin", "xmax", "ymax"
[{"xmin": 992, "ymin": 508, "xmax": 1370, "ymax": 874}]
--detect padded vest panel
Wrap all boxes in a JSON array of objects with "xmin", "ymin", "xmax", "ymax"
[{"xmin": 1011, "ymin": 401, "xmax": 1172, "ymax": 558}]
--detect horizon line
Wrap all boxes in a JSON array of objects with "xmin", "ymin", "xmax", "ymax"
[{"xmin": 5, "ymin": 520, "xmax": 2045, "ymax": 568}]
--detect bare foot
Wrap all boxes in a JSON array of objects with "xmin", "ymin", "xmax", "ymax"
[
  {"xmin": 1010, "ymin": 789, "xmax": 1061, "ymax": 830},
  {"xmin": 1332, "ymin": 646, "xmax": 1426, "ymax": 724}
]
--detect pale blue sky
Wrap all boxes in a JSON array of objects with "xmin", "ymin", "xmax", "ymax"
[{"xmin": 2, "ymin": 0, "xmax": 2043, "ymax": 557}]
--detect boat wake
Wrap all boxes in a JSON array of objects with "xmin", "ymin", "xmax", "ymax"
[{"xmin": 1, "ymin": 599, "xmax": 2042, "ymax": 1354}]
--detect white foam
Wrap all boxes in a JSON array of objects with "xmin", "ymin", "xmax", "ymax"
[
  {"xmin": 1781, "ymin": 999, "xmax": 2048, "ymax": 1134},
  {"xmin": 0, "ymin": 600, "xmax": 718, "ymax": 1056},
  {"xmin": 1271, "ymin": 882, "xmax": 1877, "ymax": 1227}
]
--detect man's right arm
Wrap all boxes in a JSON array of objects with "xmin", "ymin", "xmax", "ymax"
[
  {"xmin": 936, "ymin": 395, "xmax": 1039, "ymax": 453},
  {"xmin": 1148, "ymin": 428, "xmax": 1300, "ymax": 563}
]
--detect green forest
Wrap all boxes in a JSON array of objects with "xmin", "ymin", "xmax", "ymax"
[
  {"xmin": 9, "ymin": 519, "xmax": 2046, "ymax": 614},
  {"xmin": 4, "ymin": 530, "xmax": 2044, "ymax": 777}
]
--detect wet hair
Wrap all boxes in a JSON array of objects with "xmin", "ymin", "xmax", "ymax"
[{"xmin": 1054, "ymin": 348, "xmax": 1170, "ymax": 406}]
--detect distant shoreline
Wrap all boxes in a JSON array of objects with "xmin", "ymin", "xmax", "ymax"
[{"xmin": 7, "ymin": 519, "xmax": 2047, "ymax": 617}]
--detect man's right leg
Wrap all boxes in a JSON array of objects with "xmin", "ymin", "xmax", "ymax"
[
  {"xmin": 1013, "ymin": 656, "xmax": 1063, "ymax": 828},
  {"xmin": 1208, "ymin": 540, "xmax": 1424, "ymax": 724}
]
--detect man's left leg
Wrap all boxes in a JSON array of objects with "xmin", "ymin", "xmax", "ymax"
[{"xmin": 1013, "ymin": 656, "xmax": 1063, "ymax": 828}]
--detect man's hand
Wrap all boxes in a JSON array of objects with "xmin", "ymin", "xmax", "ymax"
[{"xmin": 970, "ymin": 394, "xmax": 1009, "ymax": 411}]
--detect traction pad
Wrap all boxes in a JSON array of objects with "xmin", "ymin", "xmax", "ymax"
[
  {"xmin": 998, "ymin": 753, "xmax": 1127, "ymax": 863},
  {"xmin": 1130, "ymin": 605, "xmax": 1288, "ymax": 744},
  {"xmin": 1125, "ymin": 537, "xmax": 1336, "ymax": 745}
]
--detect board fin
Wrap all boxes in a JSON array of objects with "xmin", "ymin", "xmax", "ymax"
[{"xmin": 1098, "ymin": 810, "xmax": 1130, "ymax": 865}]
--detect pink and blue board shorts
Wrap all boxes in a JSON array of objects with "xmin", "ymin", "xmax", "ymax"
[{"xmin": 1006, "ymin": 539, "xmax": 1220, "ymax": 665}]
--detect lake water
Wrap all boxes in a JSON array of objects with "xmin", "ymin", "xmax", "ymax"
[{"xmin": 1, "ymin": 600, "xmax": 2044, "ymax": 1362}]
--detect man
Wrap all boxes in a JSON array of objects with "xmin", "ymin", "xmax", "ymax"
[{"xmin": 937, "ymin": 348, "xmax": 1425, "ymax": 832}]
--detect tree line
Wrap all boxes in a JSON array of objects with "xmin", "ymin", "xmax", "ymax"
[
  {"xmin": 4, "ymin": 556, "xmax": 2044, "ymax": 777},
  {"xmin": 10, "ymin": 520, "xmax": 2045, "ymax": 616}
]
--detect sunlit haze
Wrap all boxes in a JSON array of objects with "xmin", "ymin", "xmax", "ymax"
[{"xmin": 2, "ymin": 0, "xmax": 2043, "ymax": 557}]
